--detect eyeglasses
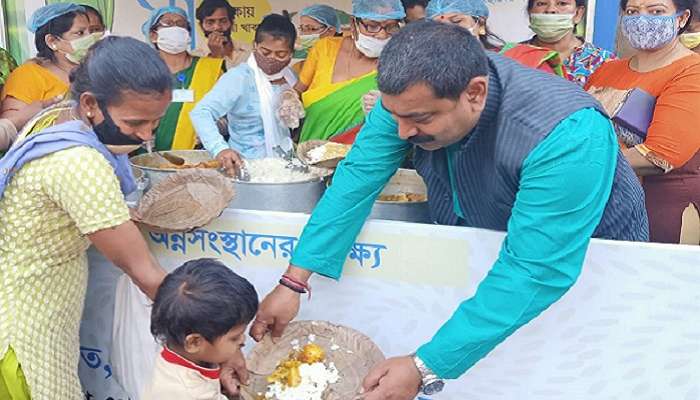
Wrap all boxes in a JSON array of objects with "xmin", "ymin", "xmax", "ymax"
[
  {"xmin": 157, "ymin": 19, "xmax": 188, "ymax": 29},
  {"xmin": 357, "ymin": 19, "xmax": 402, "ymax": 35},
  {"xmin": 299, "ymin": 24, "xmax": 328, "ymax": 35}
]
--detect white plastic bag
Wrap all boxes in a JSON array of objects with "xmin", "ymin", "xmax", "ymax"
[{"xmin": 111, "ymin": 274, "xmax": 160, "ymax": 400}]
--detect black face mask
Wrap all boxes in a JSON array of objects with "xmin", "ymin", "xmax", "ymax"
[{"xmin": 93, "ymin": 103, "xmax": 143, "ymax": 146}]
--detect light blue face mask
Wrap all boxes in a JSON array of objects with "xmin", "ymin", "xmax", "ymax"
[{"xmin": 621, "ymin": 13, "xmax": 681, "ymax": 51}]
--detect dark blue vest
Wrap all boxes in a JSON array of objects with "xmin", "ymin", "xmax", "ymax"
[{"xmin": 413, "ymin": 53, "xmax": 648, "ymax": 241}]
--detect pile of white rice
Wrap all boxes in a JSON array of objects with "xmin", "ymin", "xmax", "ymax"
[
  {"xmin": 241, "ymin": 158, "xmax": 328, "ymax": 184},
  {"xmin": 264, "ymin": 362, "xmax": 340, "ymax": 400},
  {"xmin": 306, "ymin": 143, "xmax": 351, "ymax": 164}
]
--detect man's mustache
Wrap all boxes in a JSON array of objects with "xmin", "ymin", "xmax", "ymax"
[{"xmin": 407, "ymin": 134, "xmax": 436, "ymax": 144}]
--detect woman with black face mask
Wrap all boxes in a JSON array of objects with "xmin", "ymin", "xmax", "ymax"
[
  {"xmin": 191, "ymin": 13, "xmax": 303, "ymax": 176},
  {"xmin": 0, "ymin": 36, "xmax": 170, "ymax": 400}
]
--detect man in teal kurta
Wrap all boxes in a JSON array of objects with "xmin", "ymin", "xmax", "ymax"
[{"xmin": 247, "ymin": 21, "xmax": 647, "ymax": 399}]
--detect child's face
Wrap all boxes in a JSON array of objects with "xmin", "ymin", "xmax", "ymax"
[{"xmin": 199, "ymin": 324, "xmax": 248, "ymax": 365}]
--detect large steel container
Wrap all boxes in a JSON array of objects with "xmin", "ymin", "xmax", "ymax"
[
  {"xmin": 130, "ymin": 150, "xmax": 328, "ymax": 213},
  {"xmin": 369, "ymin": 169, "xmax": 431, "ymax": 224}
]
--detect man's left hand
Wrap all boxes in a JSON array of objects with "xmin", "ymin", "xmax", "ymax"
[{"xmin": 360, "ymin": 356, "xmax": 422, "ymax": 400}]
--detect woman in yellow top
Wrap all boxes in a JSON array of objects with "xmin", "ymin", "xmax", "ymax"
[
  {"xmin": 0, "ymin": 4, "xmax": 101, "ymax": 130},
  {"xmin": 0, "ymin": 37, "xmax": 169, "ymax": 400},
  {"xmin": 142, "ymin": 6, "xmax": 224, "ymax": 151},
  {"xmin": 295, "ymin": 0, "xmax": 405, "ymax": 143}
]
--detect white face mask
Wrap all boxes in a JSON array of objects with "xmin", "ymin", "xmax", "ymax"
[
  {"xmin": 355, "ymin": 31, "xmax": 390, "ymax": 58},
  {"xmin": 155, "ymin": 26, "xmax": 191, "ymax": 54}
]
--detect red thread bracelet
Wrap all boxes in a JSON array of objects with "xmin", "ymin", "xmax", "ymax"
[{"xmin": 281, "ymin": 274, "xmax": 312, "ymax": 300}]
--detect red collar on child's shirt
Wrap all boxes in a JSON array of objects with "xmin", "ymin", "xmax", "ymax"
[{"xmin": 161, "ymin": 347, "xmax": 221, "ymax": 380}]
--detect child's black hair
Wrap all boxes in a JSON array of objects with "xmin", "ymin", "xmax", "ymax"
[{"xmin": 150, "ymin": 258, "xmax": 259, "ymax": 345}]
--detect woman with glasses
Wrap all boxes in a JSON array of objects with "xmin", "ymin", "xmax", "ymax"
[
  {"xmin": 295, "ymin": 4, "xmax": 340, "ymax": 61},
  {"xmin": 142, "ymin": 6, "xmax": 224, "ymax": 151},
  {"xmin": 295, "ymin": 0, "xmax": 405, "ymax": 143}
]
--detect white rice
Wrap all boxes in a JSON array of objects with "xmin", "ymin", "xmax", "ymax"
[
  {"xmin": 241, "ymin": 158, "xmax": 328, "ymax": 184},
  {"xmin": 265, "ymin": 362, "xmax": 340, "ymax": 400}
]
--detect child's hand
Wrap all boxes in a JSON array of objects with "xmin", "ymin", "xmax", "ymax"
[{"xmin": 220, "ymin": 352, "xmax": 249, "ymax": 397}]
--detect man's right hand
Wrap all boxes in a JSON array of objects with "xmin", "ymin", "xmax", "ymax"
[
  {"xmin": 216, "ymin": 148, "xmax": 243, "ymax": 177},
  {"xmin": 207, "ymin": 32, "xmax": 228, "ymax": 58},
  {"xmin": 249, "ymin": 284, "xmax": 301, "ymax": 342}
]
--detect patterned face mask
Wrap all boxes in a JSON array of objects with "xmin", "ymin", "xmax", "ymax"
[{"xmin": 622, "ymin": 14, "xmax": 680, "ymax": 51}]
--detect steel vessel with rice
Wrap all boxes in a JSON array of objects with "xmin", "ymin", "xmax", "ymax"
[{"xmin": 130, "ymin": 150, "xmax": 333, "ymax": 213}]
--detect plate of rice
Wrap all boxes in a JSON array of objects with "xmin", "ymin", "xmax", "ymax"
[{"xmin": 241, "ymin": 321, "xmax": 384, "ymax": 400}]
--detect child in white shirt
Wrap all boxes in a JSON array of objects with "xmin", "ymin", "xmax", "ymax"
[{"xmin": 142, "ymin": 258, "xmax": 258, "ymax": 400}]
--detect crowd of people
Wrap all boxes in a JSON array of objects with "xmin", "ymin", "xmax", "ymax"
[{"xmin": 0, "ymin": 0, "xmax": 699, "ymax": 399}]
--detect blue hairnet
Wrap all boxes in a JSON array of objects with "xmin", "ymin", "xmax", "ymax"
[
  {"xmin": 352, "ymin": 0, "xmax": 405, "ymax": 21},
  {"xmin": 141, "ymin": 6, "xmax": 189, "ymax": 39},
  {"xmin": 28, "ymin": 3, "xmax": 85, "ymax": 33},
  {"xmin": 300, "ymin": 5, "xmax": 341, "ymax": 32},
  {"xmin": 426, "ymin": 0, "xmax": 490, "ymax": 19}
]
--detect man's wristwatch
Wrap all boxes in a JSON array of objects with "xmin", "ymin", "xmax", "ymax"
[{"xmin": 412, "ymin": 354, "xmax": 445, "ymax": 395}]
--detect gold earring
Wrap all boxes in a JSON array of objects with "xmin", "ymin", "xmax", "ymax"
[{"xmin": 87, "ymin": 112, "xmax": 93, "ymax": 118}]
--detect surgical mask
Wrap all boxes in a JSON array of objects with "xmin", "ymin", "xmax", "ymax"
[
  {"xmin": 92, "ymin": 104, "xmax": 144, "ymax": 154},
  {"xmin": 355, "ymin": 31, "xmax": 390, "ymax": 58},
  {"xmin": 622, "ymin": 14, "xmax": 679, "ymax": 51},
  {"xmin": 529, "ymin": 13, "xmax": 575, "ymax": 43},
  {"xmin": 298, "ymin": 33, "xmax": 322, "ymax": 51},
  {"xmin": 156, "ymin": 26, "xmax": 191, "ymax": 54},
  {"xmin": 62, "ymin": 32, "xmax": 102, "ymax": 64},
  {"xmin": 254, "ymin": 51, "xmax": 290, "ymax": 80},
  {"xmin": 680, "ymin": 32, "xmax": 700, "ymax": 49}
]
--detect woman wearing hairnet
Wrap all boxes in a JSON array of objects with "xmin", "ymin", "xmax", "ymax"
[
  {"xmin": 426, "ymin": 0, "xmax": 503, "ymax": 50},
  {"xmin": 295, "ymin": 0, "xmax": 405, "ymax": 143},
  {"xmin": 1, "ymin": 4, "xmax": 101, "ymax": 131},
  {"xmin": 141, "ymin": 6, "xmax": 224, "ymax": 151},
  {"xmin": 295, "ymin": 4, "xmax": 341, "ymax": 60}
]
